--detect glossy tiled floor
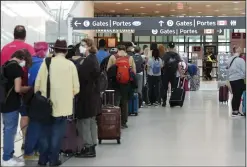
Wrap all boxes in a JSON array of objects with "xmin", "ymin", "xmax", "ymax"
[{"xmin": 1, "ymin": 90, "xmax": 246, "ymax": 166}]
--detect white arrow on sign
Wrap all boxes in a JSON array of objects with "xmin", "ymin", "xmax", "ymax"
[
  {"xmin": 74, "ymin": 20, "xmax": 81, "ymax": 27},
  {"xmin": 217, "ymin": 29, "xmax": 222, "ymax": 33},
  {"xmin": 159, "ymin": 20, "xmax": 164, "ymax": 27}
]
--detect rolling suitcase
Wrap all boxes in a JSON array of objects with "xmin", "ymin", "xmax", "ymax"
[
  {"xmin": 169, "ymin": 78, "xmax": 186, "ymax": 107},
  {"xmin": 60, "ymin": 98, "xmax": 83, "ymax": 156},
  {"xmin": 97, "ymin": 90, "xmax": 121, "ymax": 144},
  {"xmin": 219, "ymin": 85, "xmax": 229, "ymax": 103},
  {"xmin": 242, "ymin": 91, "xmax": 246, "ymax": 115},
  {"xmin": 128, "ymin": 93, "xmax": 138, "ymax": 116}
]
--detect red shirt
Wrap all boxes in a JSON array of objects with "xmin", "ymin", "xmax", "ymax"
[
  {"xmin": 1, "ymin": 40, "xmax": 35, "ymax": 66},
  {"xmin": 1, "ymin": 40, "xmax": 35, "ymax": 86}
]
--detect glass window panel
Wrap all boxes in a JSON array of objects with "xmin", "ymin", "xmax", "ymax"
[
  {"xmin": 151, "ymin": 36, "xmax": 155, "ymax": 42},
  {"xmin": 234, "ymin": 29, "xmax": 246, "ymax": 33},
  {"xmin": 135, "ymin": 36, "xmax": 139, "ymax": 42},
  {"xmin": 156, "ymin": 36, "xmax": 163, "ymax": 42},
  {"xmin": 138, "ymin": 36, "xmax": 150, "ymax": 42},
  {"xmin": 173, "ymin": 36, "xmax": 184, "ymax": 42},
  {"xmin": 218, "ymin": 29, "xmax": 230, "ymax": 42},
  {"xmin": 218, "ymin": 43, "xmax": 230, "ymax": 53},
  {"xmin": 185, "ymin": 36, "xmax": 201, "ymax": 42},
  {"xmin": 205, "ymin": 35, "xmax": 213, "ymax": 42}
]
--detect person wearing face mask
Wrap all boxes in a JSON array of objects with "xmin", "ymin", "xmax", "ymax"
[
  {"xmin": 23, "ymin": 42, "xmax": 49, "ymax": 160},
  {"xmin": 75, "ymin": 38, "xmax": 101, "ymax": 158},
  {"xmin": 1, "ymin": 49, "xmax": 32, "ymax": 166},
  {"xmin": 227, "ymin": 47, "xmax": 246, "ymax": 117}
]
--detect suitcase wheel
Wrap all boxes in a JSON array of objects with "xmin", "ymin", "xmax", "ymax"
[
  {"xmin": 98, "ymin": 139, "xmax": 102, "ymax": 144},
  {"xmin": 135, "ymin": 113, "xmax": 138, "ymax": 116},
  {"xmin": 117, "ymin": 139, "xmax": 121, "ymax": 144}
]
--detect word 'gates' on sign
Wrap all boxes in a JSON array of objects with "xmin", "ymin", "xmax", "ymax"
[{"xmin": 71, "ymin": 17, "xmax": 245, "ymax": 30}]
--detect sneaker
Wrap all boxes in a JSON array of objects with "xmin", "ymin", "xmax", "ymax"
[
  {"xmin": 232, "ymin": 111, "xmax": 244, "ymax": 117},
  {"xmin": 24, "ymin": 154, "xmax": 39, "ymax": 160},
  {"xmin": 2, "ymin": 158, "xmax": 25, "ymax": 166},
  {"xmin": 13, "ymin": 156, "xmax": 24, "ymax": 162}
]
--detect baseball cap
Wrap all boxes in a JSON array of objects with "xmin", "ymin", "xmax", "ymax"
[{"xmin": 168, "ymin": 42, "xmax": 175, "ymax": 48}]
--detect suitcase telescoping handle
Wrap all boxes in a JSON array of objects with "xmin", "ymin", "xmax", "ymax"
[
  {"xmin": 104, "ymin": 90, "xmax": 115, "ymax": 106},
  {"xmin": 177, "ymin": 77, "xmax": 185, "ymax": 89}
]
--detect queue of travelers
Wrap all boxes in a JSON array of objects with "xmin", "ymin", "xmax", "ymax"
[{"xmin": 1, "ymin": 24, "xmax": 245, "ymax": 167}]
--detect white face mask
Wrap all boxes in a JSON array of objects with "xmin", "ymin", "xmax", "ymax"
[
  {"xmin": 79, "ymin": 46, "xmax": 86, "ymax": 54},
  {"xmin": 19, "ymin": 61, "xmax": 26, "ymax": 67}
]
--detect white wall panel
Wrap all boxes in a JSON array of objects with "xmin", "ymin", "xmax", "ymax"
[{"xmin": 1, "ymin": 1, "xmax": 51, "ymax": 49}]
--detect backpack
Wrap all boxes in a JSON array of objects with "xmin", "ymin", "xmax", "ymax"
[
  {"xmin": 165, "ymin": 52, "xmax": 179, "ymax": 74},
  {"xmin": 115, "ymin": 55, "xmax": 130, "ymax": 84},
  {"xmin": 0, "ymin": 61, "xmax": 18, "ymax": 104},
  {"xmin": 188, "ymin": 64, "xmax": 197, "ymax": 76},
  {"xmin": 152, "ymin": 59, "xmax": 161, "ymax": 74},
  {"xmin": 133, "ymin": 54, "xmax": 144, "ymax": 73}
]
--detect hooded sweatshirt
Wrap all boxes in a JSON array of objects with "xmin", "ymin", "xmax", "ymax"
[
  {"xmin": 28, "ymin": 56, "xmax": 45, "ymax": 86},
  {"xmin": 227, "ymin": 54, "xmax": 246, "ymax": 81}
]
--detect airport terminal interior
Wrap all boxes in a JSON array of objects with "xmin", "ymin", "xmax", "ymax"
[{"xmin": 0, "ymin": 0, "xmax": 246, "ymax": 166}]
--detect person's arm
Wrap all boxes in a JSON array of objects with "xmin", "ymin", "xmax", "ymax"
[
  {"xmin": 238, "ymin": 58, "xmax": 246, "ymax": 77},
  {"xmin": 89, "ymin": 57, "xmax": 101, "ymax": 80},
  {"xmin": 71, "ymin": 63, "xmax": 80, "ymax": 96},
  {"xmin": 34, "ymin": 62, "xmax": 46, "ymax": 93},
  {"xmin": 130, "ymin": 56, "xmax": 136, "ymax": 74},
  {"xmin": 106, "ymin": 55, "xmax": 114, "ymax": 71}
]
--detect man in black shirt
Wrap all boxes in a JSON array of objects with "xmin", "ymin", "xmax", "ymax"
[
  {"xmin": 161, "ymin": 42, "xmax": 183, "ymax": 107},
  {"xmin": 1, "ymin": 50, "xmax": 30, "ymax": 166}
]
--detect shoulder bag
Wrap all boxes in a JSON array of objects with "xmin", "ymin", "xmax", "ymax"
[{"xmin": 28, "ymin": 57, "xmax": 53, "ymax": 124}]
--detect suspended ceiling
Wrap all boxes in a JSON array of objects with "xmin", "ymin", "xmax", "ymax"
[{"xmin": 94, "ymin": 1, "xmax": 246, "ymax": 16}]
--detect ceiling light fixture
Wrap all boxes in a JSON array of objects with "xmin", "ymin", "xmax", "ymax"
[
  {"xmin": 170, "ymin": 9, "xmax": 175, "ymax": 12},
  {"xmin": 160, "ymin": 16, "xmax": 165, "ymax": 17},
  {"xmin": 222, "ymin": 14, "xmax": 226, "ymax": 15},
  {"xmin": 182, "ymin": 14, "xmax": 186, "ymax": 15},
  {"xmin": 116, "ymin": 2, "xmax": 122, "ymax": 5},
  {"xmin": 156, "ymin": 4, "xmax": 162, "ymax": 6},
  {"xmin": 214, "ymin": 10, "xmax": 219, "ymax": 12},
  {"xmin": 198, "ymin": 12, "xmax": 202, "ymax": 13},
  {"xmin": 140, "ymin": 6, "xmax": 145, "ymax": 9},
  {"xmin": 233, "ymin": 8, "xmax": 239, "ymax": 10},
  {"xmin": 155, "ymin": 11, "xmax": 160, "ymax": 13},
  {"xmin": 110, "ymin": 10, "xmax": 115, "ymax": 13},
  {"xmin": 206, "ymin": 5, "xmax": 211, "ymax": 7},
  {"xmin": 188, "ymin": 7, "xmax": 192, "ymax": 9},
  {"xmin": 124, "ymin": 8, "xmax": 130, "ymax": 11},
  {"xmin": 232, "ymin": 1, "xmax": 239, "ymax": 3},
  {"xmin": 170, "ymin": 15, "xmax": 175, "ymax": 16}
]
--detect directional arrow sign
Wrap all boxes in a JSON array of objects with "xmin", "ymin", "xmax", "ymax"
[
  {"xmin": 217, "ymin": 29, "xmax": 222, "ymax": 33},
  {"xmin": 74, "ymin": 20, "xmax": 81, "ymax": 27},
  {"xmin": 159, "ymin": 20, "xmax": 164, "ymax": 27},
  {"xmin": 221, "ymin": 73, "xmax": 227, "ymax": 78}
]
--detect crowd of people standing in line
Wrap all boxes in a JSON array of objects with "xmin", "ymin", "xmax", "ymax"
[{"xmin": 1, "ymin": 24, "xmax": 245, "ymax": 167}]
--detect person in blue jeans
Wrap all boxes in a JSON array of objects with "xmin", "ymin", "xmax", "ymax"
[
  {"xmin": 1, "ymin": 50, "xmax": 32, "ymax": 166},
  {"xmin": 24, "ymin": 42, "xmax": 49, "ymax": 159}
]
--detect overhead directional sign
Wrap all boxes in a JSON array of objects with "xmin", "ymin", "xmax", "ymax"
[
  {"xmin": 71, "ymin": 17, "xmax": 245, "ymax": 30},
  {"xmin": 135, "ymin": 28, "xmax": 224, "ymax": 36}
]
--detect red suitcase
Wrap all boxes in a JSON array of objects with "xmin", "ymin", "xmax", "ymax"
[
  {"xmin": 219, "ymin": 85, "xmax": 229, "ymax": 103},
  {"xmin": 97, "ymin": 90, "xmax": 121, "ymax": 144}
]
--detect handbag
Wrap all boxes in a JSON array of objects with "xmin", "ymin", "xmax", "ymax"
[{"xmin": 28, "ymin": 57, "xmax": 53, "ymax": 124}]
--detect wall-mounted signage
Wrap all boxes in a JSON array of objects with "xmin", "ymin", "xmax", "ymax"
[
  {"xmin": 71, "ymin": 17, "xmax": 245, "ymax": 30},
  {"xmin": 135, "ymin": 29, "xmax": 224, "ymax": 36},
  {"xmin": 193, "ymin": 46, "xmax": 201, "ymax": 52},
  {"xmin": 231, "ymin": 33, "xmax": 241, "ymax": 39}
]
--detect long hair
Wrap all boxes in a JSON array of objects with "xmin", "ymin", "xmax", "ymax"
[
  {"xmin": 11, "ymin": 49, "xmax": 32, "ymax": 67},
  {"xmin": 66, "ymin": 45, "xmax": 75, "ymax": 59},
  {"xmin": 81, "ymin": 38, "xmax": 97, "ymax": 54},
  {"xmin": 158, "ymin": 44, "xmax": 166, "ymax": 58},
  {"xmin": 34, "ymin": 42, "xmax": 48, "ymax": 58},
  {"xmin": 152, "ymin": 49, "xmax": 160, "ymax": 61}
]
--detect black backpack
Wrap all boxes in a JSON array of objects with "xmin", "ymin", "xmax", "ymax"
[
  {"xmin": 165, "ymin": 52, "xmax": 179, "ymax": 74},
  {"xmin": 133, "ymin": 54, "xmax": 144, "ymax": 73},
  {"xmin": 0, "ymin": 61, "xmax": 18, "ymax": 104}
]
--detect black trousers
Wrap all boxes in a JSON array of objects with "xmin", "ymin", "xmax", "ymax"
[
  {"xmin": 162, "ymin": 74, "xmax": 177, "ymax": 103},
  {"xmin": 147, "ymin": 75, "xmax": 160, "ymax": 104},
  {"xmin": 230, "ymin": 79, "xmax": 245, "ymax": 111}
]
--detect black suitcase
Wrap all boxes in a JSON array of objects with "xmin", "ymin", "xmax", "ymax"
[{"xmin": 169, "ymin": 78, "xmax": 186, "ymax": 107}]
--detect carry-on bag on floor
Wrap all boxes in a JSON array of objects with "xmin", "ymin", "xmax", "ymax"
[
  {"xmin": 190, "ymin": 67, "xmax": 200, "ymax": 91},
  {"xmin": 128, "ymin": 93, "xmax": 138, "ymax": 116},
  {"xmin": 97, "ymin": 90, "xmax": 121, "ymax": 144},
  {"xmin": 219, "ymin": 85, "xmax": 229, "ymax": 103},
  {"xmin": 61, "ymin": 98, "xmax": 83, "ymax": 156},
  {"xmin": 169, "ymin": 78, "xmax": 185, "ymax": 107},
  {"xmin": 242, "ymin": 91, "xmax": 246, "ymax": 115}
]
